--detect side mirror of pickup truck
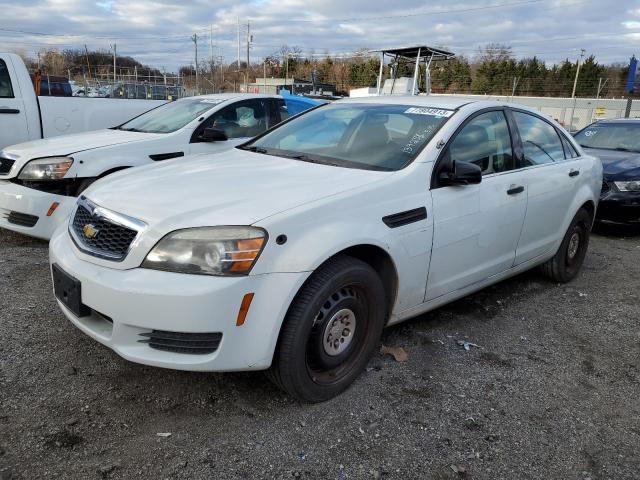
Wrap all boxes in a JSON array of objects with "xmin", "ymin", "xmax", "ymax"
[
  {"xmin": 200, "ymin": 128, "xmax": 228, "ymax": 142},
  {"xmin": 439, "ymin": 160, "xmax": 482, "ymax": 186}
]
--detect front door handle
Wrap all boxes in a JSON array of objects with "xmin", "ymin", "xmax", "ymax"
[
  {"xmin": 0, "ymin": 108, "xmax": 20, "ymax": 114},
  {"xmin": 507, "ymin": 185, "xmax": 525, "ymax": 195},
  {"xmin": 569, "ymin": 169, "xmax": 580, "ymax": 177}
]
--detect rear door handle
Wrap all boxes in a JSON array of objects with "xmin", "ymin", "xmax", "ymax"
[
  {"xmin": 507, "ymin": 185, "xmax": 525, "ymax": 195},
  {"xmin": 569, "ymin": 169, "xmax": 580, "ymax": 177},
  {"xmin": 0, "ymin": 108, "xmax": 20, "ymax": 114}
]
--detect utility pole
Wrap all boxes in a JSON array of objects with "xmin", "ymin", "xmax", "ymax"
[
  {"xmin": 192, "ymin": 33, "xmax": 199, "ymax": 94},
  {"xmin": 210, "ymin": 24, "xmax": 214, "ymax": 90},
  {"xmin": 511, "ymin": 76, "xmax": 520, "ymax": 101},
  {"xmin": 237, "ymin": 17, "xmax": 241, "ymax": 70},
  {"xmin": 110, "ymin": 43, "xmax": 116, "ymax": 85},
  {"xmin": 285, "ymin": 54, "xmax": 289, "ymax": 89},
  {"xmin": 246, "ymin": 21, "xmax": 251, "ymax": 83},
  {"xmin": 569, "ymin": 48, "xmax": 585, "ymax": 133},
  {"xmin": 571, "ymin": 49, "xmax": 586, "ymax": 99},
  {"xmin": 596, "ymin": 77, "xmax": 609, "ymax": 99},
  {"xmin": 83, "ymin": 45, "xmax": 91, "ymax": 79}
]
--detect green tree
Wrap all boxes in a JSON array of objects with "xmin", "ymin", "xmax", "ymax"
[{"xmin": 431, "ymin": 57, "xmax": 472, "ymax": 93}]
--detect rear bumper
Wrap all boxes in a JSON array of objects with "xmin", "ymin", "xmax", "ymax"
[
  {"xmin": 596, "ymin": 191, "xmax": 640, "ymax": 225},
  {"xmin": 0, "ymin": 180, "xmax": 76, "ymax": 240}
]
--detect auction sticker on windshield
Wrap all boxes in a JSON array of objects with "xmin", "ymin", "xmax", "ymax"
[{"xmin": 404, "ymin": 107, "xmax": 454, "ymax": 118}]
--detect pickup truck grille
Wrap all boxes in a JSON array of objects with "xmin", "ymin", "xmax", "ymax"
[
  {"xmin": 69, "ymin": 198, "xmax": 144, "ymax": 262},
  {"xmin": 0, "ymin": 157, "xmax": 15, "ymax": 175}
]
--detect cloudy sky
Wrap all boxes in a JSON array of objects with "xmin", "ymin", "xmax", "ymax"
[{"xmin": 1, "ymin": 0, "xmax": 638, "ymax": 72}]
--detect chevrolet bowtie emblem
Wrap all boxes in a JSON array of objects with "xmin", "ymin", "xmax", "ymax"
[{"xmin": 82, "ymin": 223, "xmax": 99, "ymax": 239}]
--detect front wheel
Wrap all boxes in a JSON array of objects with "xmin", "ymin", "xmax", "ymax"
[
  {"xmin": 268, "ymin": 255, "xmax": 387, "ymax": 402},
  {"xmin": 539, "ymin": 208, "xmax": 592, "ymax": 283}
]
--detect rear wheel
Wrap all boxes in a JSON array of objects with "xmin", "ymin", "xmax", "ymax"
[
  {"xmin": 268, "ymin": 255, "xmax": 386, "ymax": 402},
  {"xmin": 539, "ymin": 208, "xmax": 591, "ymax": 283}
]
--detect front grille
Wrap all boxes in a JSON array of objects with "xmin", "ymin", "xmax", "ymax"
[
  {"xmin": 70, "ymin": 202, "xmax": 140, "ymax": 261},
  {"xmin": 0, "ymin": 157, "xmax": 15, "ymax": 175},
  {"xmin": 138, "ymin": 330, "xmax": 223, "ymax": 355},
  {"xmin": 7, "ymin": 211, "xmax": 39, "ymax": 227}
]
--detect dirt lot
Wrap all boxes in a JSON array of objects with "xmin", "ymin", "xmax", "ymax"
[{"xmin": 0, "ymin": 227, "xmax": 639, "ymax": 480}]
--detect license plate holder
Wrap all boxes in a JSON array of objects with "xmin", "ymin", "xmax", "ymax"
[{"xmin": 52, "ymin": 264, "xmax": 90, "ymax": 317}]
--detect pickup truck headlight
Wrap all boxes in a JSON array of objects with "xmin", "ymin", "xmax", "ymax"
[
  {"xmin": 18, "ymin": 157, "xmax": 74, "ymax": 181},
  {"xmin": 142, "ymin": 227, "xmax": 267, "ymax": 276},
  {"xmin": 614, "ymin": 180, "xmax": 640, "ymax": 192}
]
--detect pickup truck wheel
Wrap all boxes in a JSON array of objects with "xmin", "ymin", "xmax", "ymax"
[
  {"xmin": 539, "ymin": 208, "xmax": 591, "ymax": 283},
  {"xmin": 268, "ymin": 255, "xmax": 386, "ymax": 402}
]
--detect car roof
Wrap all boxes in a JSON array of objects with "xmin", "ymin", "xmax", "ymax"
[
  {"xmin": 187, "ymin": 93, "xmax": 279, "ymax": 102},
  {"xmin": 336, "ymin": 95, "xmax": 472, "ymax": 109},
  {"xmin": 594, "ymin": 118, "xmax": 640, "ymax": 124},
  {"xmin": 335, "ymin": 95, "xmax": 544, "ymax": 113}
]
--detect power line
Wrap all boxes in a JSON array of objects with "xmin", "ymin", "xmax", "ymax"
[{"xmin": 250, "ymin": 0, "xmax": 562, "ymax": 23}]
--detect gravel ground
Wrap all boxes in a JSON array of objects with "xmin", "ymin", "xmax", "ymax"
[{"xmin": 0, "ymin": 226, "xmax": 639, "ymax": 480}]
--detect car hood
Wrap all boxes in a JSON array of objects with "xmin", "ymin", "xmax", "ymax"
[
  {"xmin": 2, "ymin": 129, "xmax": 162, "ymax": 161},
  {"xmin": 586, "ymin": 147, "xmax": 640, "ymax": 180},
  {"xmin": 84, "ymin": 148, "xmax": 389, "ymax": 229}
]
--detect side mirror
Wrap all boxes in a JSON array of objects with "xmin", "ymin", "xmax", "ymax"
[
  {"xmin": 439, "ymin": 160, "xmax": 482, "ymax": 186},
  {"xmin": 200, "ymin": 128, "xmax": 228, "ymax": 142}
]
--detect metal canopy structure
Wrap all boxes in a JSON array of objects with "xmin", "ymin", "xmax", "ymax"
[{"xmin": 371, "ymin": 45, "xmax": 455, "ymax": 96}]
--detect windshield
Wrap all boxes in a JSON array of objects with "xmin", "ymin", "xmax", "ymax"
[
  {"xmin": 241, "ymin": 103, "xmax": 454, "ymax": 171},
  {"xmin": 118, "ymin": 98, "xmax": 223, "ymax": 133},
  {"xmin": 574, "ymin": 123, "xmax": 640, "ymax": 153}
]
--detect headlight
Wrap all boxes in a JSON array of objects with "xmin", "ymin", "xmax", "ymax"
[
  {"xmin": 142, "ymin": 226, "xmax": 267, "ymax": 276},
  {"xmin": 18, "ymin": 157, "xmax": 74, "ymax": 181},
  {"xmin": 614, "ymin": 180, "xmax": 640, "ymax": 192}
]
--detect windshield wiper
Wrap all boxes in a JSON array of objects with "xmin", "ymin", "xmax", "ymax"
[
  {"xmin": 282, "ymin": 152, "xmax": 343, "ymax": 167},
  {"xmin": 120, "ymin": 127, "xmax": 143, "ymax": 132},
  {"xmin": 242, "ymin": 146, "xmax": 269, "ymax": 154}
]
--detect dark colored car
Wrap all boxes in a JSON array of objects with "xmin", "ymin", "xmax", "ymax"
[{"xmin": 574, "ymin": 119, "xmax": 640, "ymax": 226}]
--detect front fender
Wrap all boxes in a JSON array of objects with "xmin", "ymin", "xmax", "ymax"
[{"xmin": 253, "ymin": 164, "xmax": 435, "ymax": 316}]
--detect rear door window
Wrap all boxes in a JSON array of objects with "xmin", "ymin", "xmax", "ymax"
[
  {"xmin": 513, "ymin": 111, "xmax": 565, "ymax": 165},
  {"xmin": 207, "ymin": 99, "xmax": 271, "ymax": 139},
  {"xmin": 0, "ymin": 59, "xmax": 15, "ymax": 98}
]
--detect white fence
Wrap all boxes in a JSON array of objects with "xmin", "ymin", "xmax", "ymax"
[
  {"xmin": 434, "ymin": 94, "xmax": 638, "ymax": 131},
  {"xmin": 350, "ymin": 87, "xmax": 638, "ymax": 131}
]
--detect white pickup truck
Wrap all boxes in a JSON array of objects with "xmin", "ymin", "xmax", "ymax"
[{"xmin": 0, "ymin": 53, "xmax": 165, "ymax": 150}]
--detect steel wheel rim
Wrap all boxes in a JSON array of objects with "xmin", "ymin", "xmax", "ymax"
[
  {"xmin": 305, "ymin": 285, "xmax": 369, "ymax": 386},
  {"xmin": 567, "ymin": 231, "xmax": 580, "ymax": 260},
  {"xmin": 322, "ymin": 308, "xmax": 356, "ymax": 356}
]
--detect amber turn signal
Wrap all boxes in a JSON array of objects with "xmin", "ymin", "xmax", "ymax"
[
  {"xmin": 229, "ymin": 238, "xmax": 265, "ymax": 273},
  {"xmin": 236, "ymin": 292, "xmax": 255, "ymax": 326},
  {"xmin": 46, "ymin": 202, "xmax": 60, "ymax": 217}
]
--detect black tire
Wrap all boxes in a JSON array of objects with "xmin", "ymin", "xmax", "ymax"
[
  {"xmin": 268, "ymin": 255, "xmax": 387, "ymax": 402},
  {"xmin": 539, "ymin": 208, "xmax": 592, "ymax": 283}
]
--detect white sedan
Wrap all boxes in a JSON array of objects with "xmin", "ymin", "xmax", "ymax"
[
  {"xmin": 49, "ymin": 96, "xmax": 602, "ymax": 402},
  {"xmin": 0, "ymin": 93, "xmax": 321, "ymax": 240}
]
